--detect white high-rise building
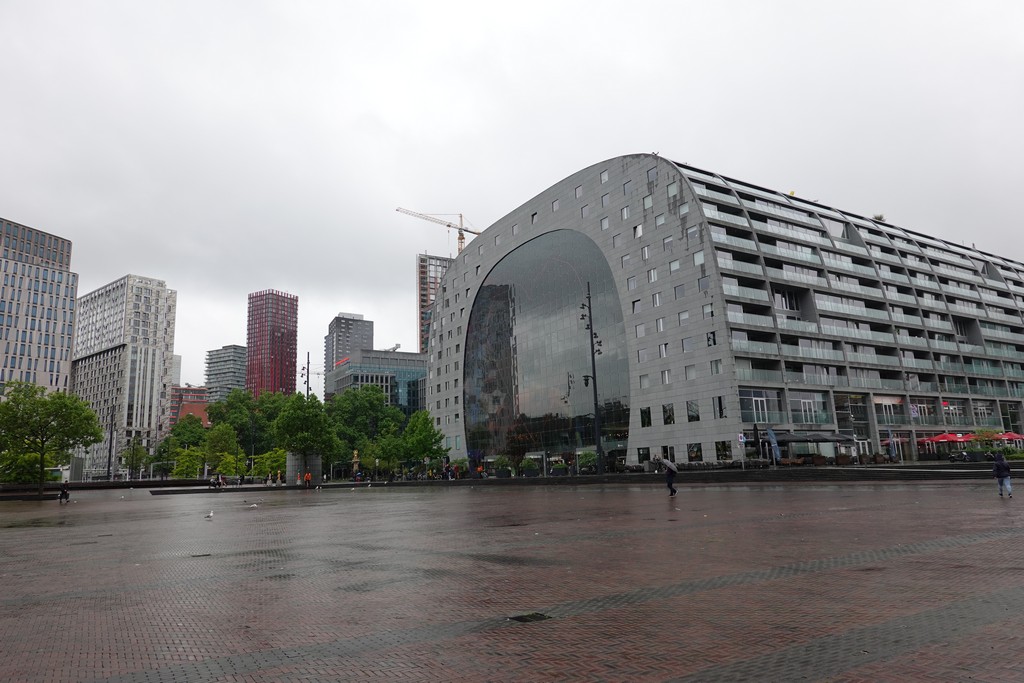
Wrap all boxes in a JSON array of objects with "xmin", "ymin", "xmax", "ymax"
[{"xmin": 72, "ymin": 274, "xmax": 176, "ymax": 478}]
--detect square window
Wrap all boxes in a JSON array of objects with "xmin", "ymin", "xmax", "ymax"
[
  {"xmin": 663, "ymin": 235, "xmax": 674, "ymax": 251},
  {"xmin": 678, "ymin": 310, "xmax": 689, "ymax": 325},
  {"xmin": 635, "ymin": 323, "xmax": 646, "ymax": 338},
  {"xmin": 710, "ymin": 359, "xmax": 722, "ymax": 374},
  {"xmin": 675, "ymin": 284, "xmax": 686, "ymax": 300},
  {"xmin": 637, "ymin": 347, "xmax": 649, "ymax": 363},
  {"xmin": 639, "ymin": 373, "xmax": 650, "ymax": 389},
  {"xmin": 627, "ymin": 276, "xmax": 637, "ymax": 290},
  {"xmin": 621, "ymin": 254, "xmax": 631, "ymax": 268},
  {"xmin": 643, "ymin": 194, "xmax": 653, "ymax": 210},
  {"xmin": 682, "ymin": 336, "xmax": 694, "ymax": 352},
  {"xmin": 669, "ymin": 259, "xmax": 680, "ymax": 272},
  {"xmin": 668, "ymin": 181, "xmax": 679, "ymax": 197},
  {"xmin": 685, "ymin": 364, "xmax": 696, "ymax": 380},
  {"xmin": 698, "ymin": 276, "xmax": 710, "ymax": 291},
  {"xmin": 693, "ymin": 250, "xmax": 705, "ymax": 266},
  {"xmin": 655, "ymin": 213, "xmax": 666, "ymax": 227},
  {"xmin": 688, "ymin": 443, "xmax": 703, "ymax": 462}
]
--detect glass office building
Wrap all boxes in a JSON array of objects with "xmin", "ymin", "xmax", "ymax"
[{"xmin": 427, "ymin": 153, "xmax": 1024, "ymax": 468}]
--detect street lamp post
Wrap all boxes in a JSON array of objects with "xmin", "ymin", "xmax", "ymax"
[{"xmin": 579, "ymin": 282, "xmax": 605, "ymax": 475}]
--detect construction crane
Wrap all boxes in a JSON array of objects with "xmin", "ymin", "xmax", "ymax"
[{"xmin": 396, "ymin": 207, "xmax": 481, "ymax": 253}]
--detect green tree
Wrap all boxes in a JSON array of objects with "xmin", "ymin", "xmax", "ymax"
[
  {"xmin": 326, "ymin": 385, "xmax": 405, "ymax": 451},
  {"xmin": 207, "ymin": 389, "xmax": 288, "ymax": 459},
  {"xmin": 121, "ymin": 436, "xmax": 147, "ymax": 480},
  {"xmin": 0, "ymin": 382, "xmax": 103, "ymax": 495},
  {"xmin": 171, "ymin": 446, "xmax": 205, "ymax": 479},
  {"xmin": 205, "ymin": 423, "xmax": 241, "ymax": 473},
  {"xmin": 275, "ymin": 393, "xmax": 339, "ymax": 474},
  {"xmin": 402, "ymin": 410, "xmax": 448, "ymax": 463},
  {"xmin": 252, "ymin": 448, "xmax": 287, "ymax": 479}
]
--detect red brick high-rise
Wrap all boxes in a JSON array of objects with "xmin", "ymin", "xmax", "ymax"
[{"xmin": 246, "ymin": 289, "xmax": 298, "ymax": 398}]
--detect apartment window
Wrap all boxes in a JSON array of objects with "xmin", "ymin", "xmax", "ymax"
[
  {"xmin": 656, "ymin": 317, "xmax": 665, "ymax": 332},
  {"xmin": 659, "ymin": 342, "xmax": 669, "ymax": 358},
  {"xmin": 632, "ymin": 224, "xmax": 643, "ymax": 239},
  {"xmin": 475, "ymin": 265, "xmax": 481, "ymax": 276},
  {"xmin": 688, "ymin": 443, "xmax": 703, "ymax": 462},
  {"xmin": 639, "ymin": 373, "xmax": 650, "ymax": 389},
  {"xmin": 714, "ymin": 396, "xmax": 727, "ymax": 418},
  {"xmin": 627, "ymin": 276, "xmax": 637, "ymax": 290},
  {"xmin": 669, "ymin": 259, "xmax": 680, "ymax": 273},
  {"xmin": 647, "ymin": 167, "xmax": 657, "ymax": 182},
  {"xmin": 668, "ymin": 181, "xmax": 679, "ymax": 198},
  {"xmin": 575, "ymin": 185, "xmax": 583, "ymax": 199},
  {"xmin": 703, "ymin": 303, "xmax": 714, "ymax": 320},
  {"xmin": 531, "ymin": 212, "xmax": 538, "ymax": 224},
  {"xmin": 601, "ymin": 193, "xmax": 610, "ymax": 208},
  {"xmin": 707, "ymin": 330, "xmax": 717, "ymax": 346},
  {"xmin": 648, "ymin": 268, "xmax": 658, "ymax": 283},
  {"xmin": 710, "ymin": 359, "xmax": 722, "ymax": 375},
  {"xmin": 512, "ymin": 223, "xmax": 519, "ymax": 235},
  {"xmin": 661, "ymin": 368, "xmax": 671, "ymax": 384},
  {"xmin": 632, "ymin": 300, "xmax": 641, "ymax": 314},
  {"xmin": 621, "ymin": 254, "xmax": 631, "ymax": 269},
  {"xmin": 600, "ymin": 216, "xmax": 609, "ymax": 230},
  {"xmin": 552, "ymin": 199, "xmax": 560, "ymax": 212},
  {"xmin": 687, "ymin": 400, "xmax": 700, "ymax": 422},
  {"xmin": 623, "ymin": 180, "xmax": 633, "ymax": 195},
  {"xmin": 635, "ymin": 323, "xmax": 646, "ymax": 338},
  {"xmin": 641, "ymin": 246, "xmax": 650, "ymax": 261},
  {"xmin": 698, "ymin": 276, "xmax": 710, "ymax": 291},
  {"xmin": 675, "ymin": 285, "xmax": 686, "ymax": 300},
  {"xmin": 612, "ymin": 234, "xmax": 622, "ymax": 248},
  {"xmin": 494, "ymin": 234, "xmax": 502, "ymax": 246},
  {"xmin": 652, "ymin": 292, "xmax": 662, "ymax": 307},
  {"xmin": 715, "ymin": 441, "xmax": 733, "ymax": 461},
  {"xmin": 693, "ymin": 250, "xmax": 705, "ymax": 267},
  {"xmin": 581, "ymin": 204, "xmax": 590, "ymax": 218},
  {"xmin": 640, "ymin": 406, "xmax": 652, "ymax": 428},
  {"xmin": 663, "ymin": 403, "xmax": 675, "ymax": 425},
  {"xmin": 601, "ymin": 170, "xmax": 609, "ymax": 183},
  {"xmin": 685, "ymin": 364, "xmax": 696, "ymax": 380},
  {"xmin": 643, "ymin": 194, "xmax": 653, "ymax": 210},
  {"xmin": 638, "ymin": 348, "xmax": 649, "ymax": 363},
  {"xmin": 682, "ymin": 337, "xmax": 695, "ymax": 352},
  {"xmin": 663, "ymin": 235, "xmax": 674, "ymax": 251},
  {"xmin": 655, "ymin": 213, "xmax": 666, "ymax": 227},
  {"xmin": 621, "ymin": 206, "xmax": 630, "ymax": 220}
]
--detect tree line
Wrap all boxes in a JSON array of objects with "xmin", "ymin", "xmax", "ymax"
[{"xmin": 0, "ymin": 382, "xmax": 449, "ymax": 492}]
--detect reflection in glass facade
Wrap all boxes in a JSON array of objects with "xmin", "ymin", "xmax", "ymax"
[{"xmin": 464, "ymin": 230, "xmax": 629, "ymax": 466}]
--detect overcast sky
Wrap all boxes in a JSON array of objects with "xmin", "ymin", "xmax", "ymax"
[{"xmin": 1, "ymin": 1, "xmax": 1021, "ymax": 393}]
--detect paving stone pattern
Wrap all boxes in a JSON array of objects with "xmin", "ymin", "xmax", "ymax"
[{"xmin": 1, "ymin": 480, "xmax": 1023, "ymax": 682}]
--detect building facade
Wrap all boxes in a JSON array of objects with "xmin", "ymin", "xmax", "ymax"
[
  {"xmin": 205, "ymin": 344, "xmax": 247, "ymax": 403},
  {"xmin": 324, "ymin": 312, "xmax": 373, "ymax": 388},
  {"xmin": 72, "ymin": 274, "xmax": 176, "ymax": 476},
  {"xmin": 324, "ymin": 348, "xmax": 427, "ymax": 413},
  {"xmin": 427, "ymin": 153, "xmax": 1024, "ymax": 469},
  {"xmin": 246, "ymin": 289, "xmax": 297, "ymax": 398},
  {"xmin": 170, "ymin": 384, "xmax": 209, "ymax": 426},
  {"xmin": 417, "ymin": 253, "xmax": 453, "ymax": 354},
  {"xmin": 0, "ymin": 217, "xmax": 78, "ymax": 393}
]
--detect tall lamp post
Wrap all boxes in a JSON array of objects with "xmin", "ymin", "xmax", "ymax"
[{"xmin": 579, "ymin": 282, "xmax": 605, "ymax": 475}]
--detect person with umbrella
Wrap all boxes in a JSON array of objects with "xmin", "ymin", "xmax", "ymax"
[{"xmin": 662, "ymin": 458, "xmax": 678, "ymax": 497}]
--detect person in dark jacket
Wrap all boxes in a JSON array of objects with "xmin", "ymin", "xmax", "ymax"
[{"xmin": 993, "ymin": 453, "xmax": 1013, "ymax": 498}]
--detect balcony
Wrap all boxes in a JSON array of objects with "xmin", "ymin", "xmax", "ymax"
[
  {"xmin": 711, "ymin": 232, "xmax": 758, "ymax": 251},
  {"xmin": 765, "ymin": 267, "xmax": 827, "ymax": 287},
  {"xmin": 779, "ymin": 344, "xmax": 844, "ymax": 361},
  {"xmin": 847, "ymin": 352, "xmax": 900, "ymax": 366},
  {"xmin": 727, "ymin": 311, "xmax": 775, "ymax": 328},
  {"xmin": 722, "ymin": 284, "xmax": 770, "ymax": 302},
  {"xmin": 760, "ymin": 243, "xmax": 822, "ymax": 264},
  {"xmin": 775, "ymin": 318, "xmax": 819, "ymax": 333},
  {"xmin": 790, "ymin": 411, "xmax": 834, "ymax": 425},
  {"xmin": 735, "ymin": 368, "xmax": 784, "ymax": 382},
  {"xmin": 717, "ymin": 258, "xmax": 765, "ymax": 276},
  {"xmin": 740, "ymin": 410, "xmax": 788, "ymax": 424},
  {"xmin": 731, "ymin": 339, "xmax": 779, "ymax": 355},
  {"xmin": 820, "ymin": 325, "xmax": 895, "ymax": 344},
  {"xmin": 901, "ymin": 357, "xmax": 934, "ymax": 370}
]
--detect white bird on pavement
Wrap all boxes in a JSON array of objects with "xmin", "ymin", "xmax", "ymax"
[
  {"xmin": 248, "ymin": 503, "xmax": 258, "ymax": 508},
  {"xmin": 204, "ymin": 510, "xmax": 214, "ymax": 519}
]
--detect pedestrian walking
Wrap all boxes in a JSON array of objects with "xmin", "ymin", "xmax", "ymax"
[
  {"xmin": 304, "ymin": 471, "xmax": 312, "ymax": 488},
  {"xmin": 994, "ymin": 453, "xmax": 1013, "ymax": 498},
  {"xmin": 58, "ymin": 481, "xmax": 70, "ymax": 504},
  {"xmin": 662, "ymin": 458, "xmax": 678, "ymax": 497}
]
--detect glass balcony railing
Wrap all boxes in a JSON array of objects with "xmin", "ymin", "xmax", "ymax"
[
  {"xmin": 761, "ymin": 243, "xmax": 822, "ymax": 264},
  {"xmin": 735, "ymin": 368, "xmax": 784, "ymax": 382},
  {"xmin": 722, "ymin": 284, "xmax": 770, "ymax": 301},
  {"xmin": 717, "ymin": 258, "xmax": 764, "ymax": 276},
  {"xmin": 820, "ymin": 326, "xmax": 895, "ymax": 344},
  {"xmin": 775, "ymin": 318, "xmax": 819, "ymax": 333},
  {"xmin": 730, "ymin": 339, "xmax": 780, "ymax": 354},
  {"xmin": 765, "ymin": 267, "xmax": 828, "ymax": 288},
  {"xmin": 779, "ymin": 344, "xmax": 844, "ymax": 361},
  {"xmin": 790, "ymin": 411, "xmax": 833, "ymax": 425},
  {"xmin": 901, "ymin": 357, "xmax": 934, "ymax": 369},
  {"xmin": 739, "ymin": 410, "xmax": 787, "ymax": 424},
  {"xmin": 896, "ymin": 336, "xmax": 929, "ymax": 347},
  {"xmin": 821, "ymin": 258, "xmax": 876, "ymax": 277},
  {"xmin": 711, "ymin": 232, "xmax": 758, "ymax": 251},
  {"xmin": 847, "ymin": 352, "xmax": 900, "ymax": 366},
  {"xmin": 727, "ymin": 311, "xmax": 775, "ymax": 327}
]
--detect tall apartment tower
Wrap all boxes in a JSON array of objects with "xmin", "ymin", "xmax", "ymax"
[
  {"xmin": 205, "ymin": 344, "xmax": 247, "ymax": 403},
  {"xmin": 71, "ymin": 274, "xmax": 176, "ymax": 476},
  {"xmin": 417, "ymin": 253, "xmax": 452, "ymax": 353},
  {"xmin": 324, "ymin": 312, "xmax": 373, "ymax": 370},
  {"xmin": 0, "ymin": 217, "xmax": 78, "ymax": 392},
  {"xmin": 246, "ymin": 289, "xmax": 298, "ymax": 398}
]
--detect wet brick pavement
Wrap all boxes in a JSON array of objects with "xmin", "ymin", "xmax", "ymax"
[{"xmin": 1, "ymin": 479, "xmax": 1022, "ymax": 682}]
